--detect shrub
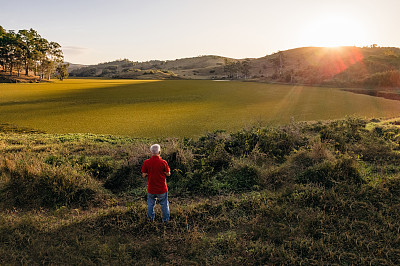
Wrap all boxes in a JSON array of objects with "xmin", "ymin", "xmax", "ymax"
[
  {"xmin": 224, "ymin": 162, "xmax": 259, "ymax": 192},
  {"xmin": 105, "ymin": 65, "xmax": 118, "ymax": 71},
  {"xmin": 44, "ymin": 155, "xmax": 65, "ymax": 167},
  {"xmin": 319, "ymin": 118, "xmax": 366, "ymax": 151},
  {"xmin": 84, "ymin": 157, "xmax": 115, "ymax": 180},
  {"xmin": 352, "ymin": 136, "xmax": 399, "ymax": 163},
  {"xmin": 296, "ymin": 157, "xmax": 363, "ymax": 188},
  {"xmin": 226, "ymin": 130, "xmax": 259, "ymax": 156},
  {"xmin": 104, "ymin": 157, "xmax": 144, "ymax": 193},
  {"xmin": 1, "ymin": 155, "xmax": 102, "ymax": 208},
  {"xmin": 257, "ymin": 127, "xmax": 306, "ymax": 163},
  {"xmin": 363, "ymin": 70, "xmax": 400, "ymax": 88},
  {"xmin": 121, "ymin": 62, "xmax": 134, "ymax": 68}
]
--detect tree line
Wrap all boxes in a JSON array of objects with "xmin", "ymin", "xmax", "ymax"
[
  {"xmin": 224, "ymin": 59, "xmax": 251, "ymax": 79},
  {"xmin": 0, "ymin": 26, "xmax": 68, "ymax": 80}
]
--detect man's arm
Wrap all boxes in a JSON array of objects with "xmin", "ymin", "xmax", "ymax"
[
  {"xmin": 141, "ymin": 161, "xmax": 147, "ymax": 178},
  {"xmin": 164, "ymin": 161, "xmax": 171, "ymax": 177}
]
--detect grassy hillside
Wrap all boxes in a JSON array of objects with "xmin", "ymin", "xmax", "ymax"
[
  {"xmin": 1, "ymin": 79, "xmax": 400, "ymax": 138},
  {"xmin": 251, "ymin": 46, "xmax": 400, "ymax": 84},
  {"xmin": 1, "ymin": 118, "xmax": 399, "ymax": 264},
  {"xmin": 69, "ymin": 56, "xmax": 228, "ymax": 80},
  {"xmin": 68, "ymin": 47, "xmax": 400, "ymax": 91}
]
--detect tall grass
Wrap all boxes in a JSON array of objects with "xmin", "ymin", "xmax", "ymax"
[{"xmin": 0, "ymin": 117, "xmax": 399, "ymax": 264}]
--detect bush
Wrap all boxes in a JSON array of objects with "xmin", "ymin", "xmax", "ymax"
[
  {"xmin": 1, "ymin": 155, "xmax": 101, "ymax": 208},
  {"xmin": 296, "ymin": 157, "xmax": 363, "ymax": 188},
  {"xmin": 363, "ymin": 70, "xmax": 400, "ymax": 88},
  {"xmin": 319, "ymin": 118, "xmax": 366, "ymax": 151},
  {"xmin": 224, "ymin": 162, "xmax": 259, "ymax": 192},
  {"xmin": 121, "ymin": 62, "xmax": 134, "ymax": 68},
  {"xmin": 105, "ymin": 65, "xmax": 118, "ymax": 71},
  {"xmin": 84, "ymin": 157, "xmax": 115, "ymax": 180},
  {"xmin": 257, "ymin": 127, "xmax": 306, "ymax": 163},
  {"xmin": 104, "ymin": 158, "xmax": 144, "ymax": 193}
]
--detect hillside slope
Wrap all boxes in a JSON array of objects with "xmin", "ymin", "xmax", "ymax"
[
  {"xmin": 69, "ymin": 46, "xmax": 400, "ymax": 88},
  {"xmin": 69, "ymin": 55, "xmax": 231, "ymax": 80}
]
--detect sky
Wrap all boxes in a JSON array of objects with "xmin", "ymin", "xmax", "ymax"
[{"xmin": 2, "ymin": 0, "xmax": 400, "ymax": 65}]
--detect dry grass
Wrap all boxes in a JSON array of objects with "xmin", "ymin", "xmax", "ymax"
[{"xmin": 0, "ymin": 118, "xmax": 400, "ymax": 264}]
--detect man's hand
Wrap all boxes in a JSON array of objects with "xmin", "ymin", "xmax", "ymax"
[
  {"xmin": 165, "ymin": 172, "xmax": 171, "ymax": 177},
  {"xmin": 142, "ymin": 173, "xmax": 148, "ymax": 178}
]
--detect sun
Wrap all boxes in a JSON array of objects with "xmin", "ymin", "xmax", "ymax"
[{"xmin": 299, "ymin": 15, "xmax": 367, "ymax": 48}]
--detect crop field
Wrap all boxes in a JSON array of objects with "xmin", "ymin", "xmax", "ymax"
[{"xmin": 0, "ymin": 79, "xmax": 400, "ymax": 137}]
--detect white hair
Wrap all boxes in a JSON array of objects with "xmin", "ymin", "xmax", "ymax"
[{"xmin": 150, "ymin": 144, "xmax": 161, "ymax": 155}]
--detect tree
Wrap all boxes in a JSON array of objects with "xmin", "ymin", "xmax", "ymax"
[
  {"xmin": 2, "ymin": 31, "xmax": 21, "ymax": 76},
  {"xmin": 270, "ymin": 51, "xmax": 285, "ymax": 78},
  {"xmin": 224, "ymin": 58, "xmax": 235, "ymax": 79},
  {"xmin": 18, "ymin": 28, "xmax": 41, "ymax": 76},
  {"xmin": 241, "ymin": 59, "xmax": 251, "ymax": 79},
  {"xmin": 0, "ymin": 26, "xmax": 6, "ymax": 71},
  {"xmin": 224, "ymin": 59, "xmax": 252, "ymax": 79},
  {"xmin": 55, "ymin": 63, "xmax": 69, "ymax": 81},
  {"xmin": 0, "ymin": 25, "xmax": 65, "ymax": 80}
]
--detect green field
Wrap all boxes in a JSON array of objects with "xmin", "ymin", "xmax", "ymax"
[{"xmin": 1, "ymin": 79, "xmax": 399, "ymax": 137}]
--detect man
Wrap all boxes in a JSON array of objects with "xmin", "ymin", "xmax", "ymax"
[{"xmin": 141, "ymin": 144, "xmax": 171, "ymax": 222}]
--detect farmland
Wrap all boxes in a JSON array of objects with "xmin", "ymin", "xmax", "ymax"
[{"xmin": 1, "ymin": 79, "xmax": 400, "ymax": 137}]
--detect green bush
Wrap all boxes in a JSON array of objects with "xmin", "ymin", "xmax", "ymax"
[
  {"xmin": 224, "ymin": 163, "xmax": 259, "ymax": 192},
  {"xmin": 84, "ymin": 157, "xmax": 115, "ymax": 180},
  {"xmin": 104, "ymin": 159, "xmax": 144, "ymax": 193},
  {"xmin": 1, "ymin": 155, "xmax": 101, "ymax": 208},
  {"xmin": 319, "ymin": 118, "xmax": 366, "ymax": 151},
  {"xmin": 296, "ymin": 157, "xmax": 363, "ymax": 188}
]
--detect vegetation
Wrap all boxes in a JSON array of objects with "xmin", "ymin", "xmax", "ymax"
[
  {"xmin": 363, "ymin": 70, "xmax": 400, "ymax": 88},
  {"xmin": 69, "ymin": 47, "xmax": 400, "ymax": 91},
  {"xmin": 223, "ymin": 59, "xmax": 251, "ymax": 79},
  {"xmin": 69, "ymin": 56, "xmax": 225, "ymax": 79},
  {"xmin": 0, "ymin": 117, "xmax": 399, "ymax": 264},
  {"xmin": 55, "ymin": 63, "xmax": 70, "ymax": 81},
  {"xmin": 0, "ymin": 26, "xmax": 65, "ymax": 81},
  {"xmin": 1, "ymin": 79, "xmax": 400, "ymax": 138}
]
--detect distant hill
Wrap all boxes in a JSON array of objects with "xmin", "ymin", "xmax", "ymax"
[
  {"xmin": 69, "ymin": 56, "xmax": 231, "ymax": 80},
  {"xmin": 69, "ymin": 46, "xmax": 400, "ymax": 89},
  {"xmin": 67, "ymin": 63, "xmax": 87, "ymax": 72}
]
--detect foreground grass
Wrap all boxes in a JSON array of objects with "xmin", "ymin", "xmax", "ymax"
[
  {"xmin": 1, "ymin": 79, "xmax": 400, "ymax": 137},
  {"xmin": 1, "ymin": 117, "xmax": 400, "ymax": 264}
]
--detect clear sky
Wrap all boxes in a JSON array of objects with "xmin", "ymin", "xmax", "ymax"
[{"xmin": 2, "ymin": 0, "xmax": 399, "ymax": 65}]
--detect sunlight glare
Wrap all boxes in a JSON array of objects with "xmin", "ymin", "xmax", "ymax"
[{"xmin": 300, "ymin": 15, "xmax": 367, "ymax": 47}]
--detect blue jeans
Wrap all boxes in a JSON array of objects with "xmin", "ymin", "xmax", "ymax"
[{"xmin": 147, "ymin": 192, "xmax": 170, "ymax": 222}]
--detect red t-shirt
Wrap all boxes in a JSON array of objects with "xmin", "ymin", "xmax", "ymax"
[{"xmin": 141, "ymin": 155, "xmax": 170, "ymax": 194}]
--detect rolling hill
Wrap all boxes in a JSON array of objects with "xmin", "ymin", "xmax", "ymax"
[
  {"xmin": 69, "ymin": 46, "xmax": 400, "ymax": 86},
  {"xmin": 69, "ymin": 55, "xmax": 230, "ymax": 80}
]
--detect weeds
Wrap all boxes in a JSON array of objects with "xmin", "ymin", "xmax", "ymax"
[{"xmin": 0, "ymin": 117, "xmax": 400, "ymax": 264}]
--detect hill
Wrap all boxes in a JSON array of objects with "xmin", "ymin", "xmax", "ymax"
[
  {"xmin": 69, "ymin": 46, "xmax": 400, "ymax": 95},
  {"xmin": 0, "ymin": 117, "xmax": 399, "ymax": 264},
  {"xmin": 67, "ymin": 62, "xmax": 87, "ymax": 72},
  {"xmin": 69, "ymin": 56, "xmax": 236, "ymax": 79}
]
